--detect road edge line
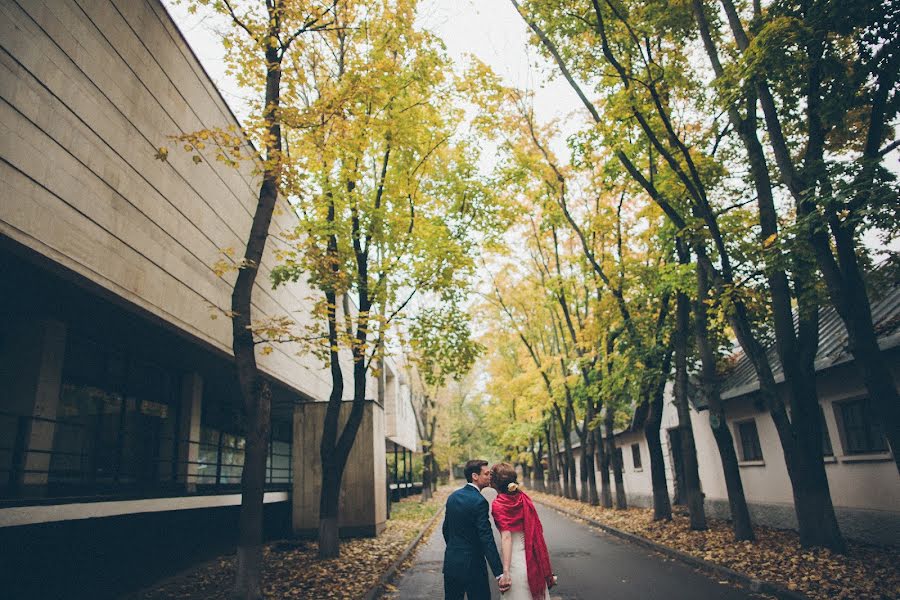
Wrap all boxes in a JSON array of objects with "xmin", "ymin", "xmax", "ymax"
[{"xmin": 533, "ymin": 499, "xmax": 809, "ymax": 600}]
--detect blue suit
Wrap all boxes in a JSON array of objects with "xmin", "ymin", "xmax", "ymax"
[{"xmin": 442, "ymin": 484, "xmax": 504, "ymax": 600}]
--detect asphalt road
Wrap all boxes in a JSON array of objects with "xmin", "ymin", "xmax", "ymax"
[{"xmin": 389, "ymin": 494, "xmax": 763, "ymax": 600}]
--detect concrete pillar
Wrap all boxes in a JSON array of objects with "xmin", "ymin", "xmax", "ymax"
[
  {"xmin": 0, "ymin": 319, "xmax": 66, "ymax": 493},
  {"xmin": 177, "ymin": 372, "xmax": 203, "ymax": 491},
  {"xmin": 292, "ymin": 399, "xmax": 386, "ymax": 537}
]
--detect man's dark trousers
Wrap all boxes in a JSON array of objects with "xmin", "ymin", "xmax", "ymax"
[{"xmin": 442, "ymin": 484, "xmax": 503, "ymax": 600}]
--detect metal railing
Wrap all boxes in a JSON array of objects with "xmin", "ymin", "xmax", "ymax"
[{"xmin": 0, "ymin": 411, "xmax": 291, "ymax": 505}]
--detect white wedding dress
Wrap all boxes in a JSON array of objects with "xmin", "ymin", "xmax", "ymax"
[{"xmin": 503, "ymin": 530, "xmax": 550, "ymax": 600}]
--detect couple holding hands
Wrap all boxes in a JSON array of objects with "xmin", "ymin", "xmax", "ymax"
[{"xmin": 442, "ymin": 460, "xmax": 557, "ymax": 600}]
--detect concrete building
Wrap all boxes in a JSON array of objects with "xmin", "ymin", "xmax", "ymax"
[
  {"xmin": 562, "ymin": 283, "xmax": 900, "ymax": 546},
  {"xmin": 0, "ymin": 0, "xmax": 416, "ymax": 597}
]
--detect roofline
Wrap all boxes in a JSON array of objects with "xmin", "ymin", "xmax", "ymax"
[
  {"xmin": 719, "ymin": 332, "xmax": 900, "ymax": 402},
  {"xmin": 154, "ymin": 0, "xmax": 248, "ymax": 135}
]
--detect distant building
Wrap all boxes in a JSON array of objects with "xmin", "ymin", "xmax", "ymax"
[
  {"xmin": 563, "ymin": 281, "xmax": 899, "ymax": 546},
  {"xmin": 0, "ymin": 0, "xmax": 415, "ymax": 597}
]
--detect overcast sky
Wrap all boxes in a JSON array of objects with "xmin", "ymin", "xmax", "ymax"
[
  {"xmin": 162, "ymin": 0, "xmax": 897, "ymax": 256},
  {"xmin": 162, "ymin": 0, "xmax": 583, "ymax": 128}
]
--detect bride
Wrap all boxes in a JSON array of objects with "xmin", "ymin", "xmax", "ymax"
[{"xmin": 490, "ymin": 463, "xmax": 556, "ymax": 600}]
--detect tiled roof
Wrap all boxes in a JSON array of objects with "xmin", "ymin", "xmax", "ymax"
[
  {"xmin": 716, "ymin": 274, "xmax": 900, "ymax": 403},
  {"xmin": 552, "ymin": 269, "xmax": 900, "ymax": 439}
]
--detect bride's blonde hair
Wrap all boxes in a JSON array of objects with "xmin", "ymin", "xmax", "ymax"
[{"xmin": 490, "ymin": 462, "xmax": 519, "ymax": 494}]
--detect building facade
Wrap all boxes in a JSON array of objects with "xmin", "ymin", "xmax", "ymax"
[
  {"xmin": 0, "ymin": 0, "xmax": 415, "ymax": 597},
  {"xmin": 563, "ymin": 285, "xmax": 900, "ymax": 546}
]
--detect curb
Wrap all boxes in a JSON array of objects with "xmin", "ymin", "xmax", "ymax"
[
  {"xmin": 534, "ymin": 499, "xmax": 809, "ymax": 600},
  {"xmin": 361, "ymin": 504, "xmax": 446, "ymax": 600}
]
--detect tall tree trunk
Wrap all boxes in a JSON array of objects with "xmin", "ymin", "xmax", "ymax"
[
  {"xmin": 673, "ymin": 281, "xmax": 707, "ymax": 530},
  {"xmin": 695, "ymin": 265, "xmax": 755, "ymax": 540},
  {"xmin": 581, "ymin": 399, "xmax": 599, "ymax": 505},
  {"xmin": 781, "ymin": 350, "xmax": 846, "ymax": 551},
  {"xmin": 644, "ymin": 366, "xmax": 673, "ymax": 521},
  {"xmin": 232, "ymin": 45, "xmax": 282, "ymax": 600},
  {"xmin": 605, "ymin": 409, "xmax": 626, "ymax": 509},
  {"xmin": 545, "ymin": 422, "xmax": 561, "ymax": 495},
  {"xmin": 579, "ymin": 443, "xmax": 590, "ymax": 503},
  {"xmin": 597, "ymin": 425, "xmax": 612, "ymax": 508},
  {"xmin": 642, "ymin": 338, "xmax": 674, "ymax": 522},
  {"xmin": 552, "ymin": 406, "xmax": 571, "ymax": 498},
  {"xmin": 420, "ymin": 414, "xmax": 436, "ymax": 502},
  {"xmin": 319, "ymin": 347, "xmax": 368, "ymax": 557},
  {"xmin": 577, "ymin": 409, "xmax": 593, "ymax": 503},
  {"xmin": 585, "ymin": 428, "xmax": 599, "ymax": 505},
  {"xmin": 531, "ymin": 437, "xmax": 546, "ymax": 492},
  {"xmin": 556, "ymin": 405, "xmax": 578, "ymax": 499},
  {"xmin": 318, "ymin": 290, "xmax": 345, "ymax": 558}
]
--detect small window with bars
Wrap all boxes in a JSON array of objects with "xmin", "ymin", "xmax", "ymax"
[
  {"xmin": 631, "ymin": 443, "xmax": 642, "ymax": 469},
  {"xmin": 835, "ymin": 398, "xmax": 887, "ymax": 455},
  {"xmin": 737, "ymin": 419, "xmax": 764, "ymax": 462}
]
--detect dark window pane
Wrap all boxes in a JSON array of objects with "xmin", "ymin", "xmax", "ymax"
[
  {"xmin": 738, "ymin": 420, "xmax": 763, "ymax": 461},
  {"xmin": 840, "ymin": 399, "xmax": 888, "ymax": 454},
  {"xmin": 631, "ymin": 443, "xmax": 642, "ymax": 469},
  {"xmin": 47, "ymin": 333, "xmax": 178, "ymax": 496}
]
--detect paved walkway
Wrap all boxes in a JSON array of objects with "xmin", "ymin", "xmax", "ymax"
[{"xmin": 390, "ymin": 496, "xmax": 763, "ymax": 600}]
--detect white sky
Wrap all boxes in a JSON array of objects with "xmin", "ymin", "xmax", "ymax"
[
  {"xmin": 161, "ymin": 0, "xmax": 897, "ymax": 256},
  {"xmin": 161, "ymin": 0, "xmax": 586, "ymax": 154}
]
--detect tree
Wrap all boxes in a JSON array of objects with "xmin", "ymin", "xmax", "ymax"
[
  {"xmin": 472, "ymin": 75, "xmax": 677, "ymax": 519},
  {"xmin": 161, "ymin": 1, "xmax": 336, "ymax": 596},
  {"xmin": 695, "ymin": 0, "xmax": 900, "ymax": 475},
  {"xmin": 269, "ymin": 0, "xmax": 501, "ymax": 556},
  {"xmin": 508, "ymin": 0, "xmax": 852, "ymax": 549},
  {"xmin": 407, "ymin": 303, "xmax": 484, "ymax": 501}
]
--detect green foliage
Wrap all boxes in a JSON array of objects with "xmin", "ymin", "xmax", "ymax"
[{"xmin": 408, "ymin": 304, "xmax": 484, "ymax": 388}]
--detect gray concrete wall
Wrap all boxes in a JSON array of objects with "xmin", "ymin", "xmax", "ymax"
[
  {"xmin": 292, "ymin": 400, "xmax": 386, "ymax": 537},
  {"xmin": 0, "ymin": 0, "xmax": 329, "ymax": 402}
]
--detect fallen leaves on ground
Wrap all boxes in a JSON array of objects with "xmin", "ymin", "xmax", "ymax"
[
  {"xmin": 132, "ymin": 489, "xmax": 448, "ymax": 600},
  {"xmin": 531, "ymin": 491, "xmax": 899, "ymax": 600}
]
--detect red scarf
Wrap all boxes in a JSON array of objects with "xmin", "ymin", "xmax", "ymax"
[{"xmin": 491, "ymin": 490, "xmax": 553, "ymax": 600}]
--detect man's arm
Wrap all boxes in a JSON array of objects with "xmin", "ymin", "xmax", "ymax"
[
  {"xmin": 474, "ymin": 498, "xmax": 503, "ymax": 578},
  {"xmin": 442, "ymin": 510, "xmax": 449, "ymax": 544}
]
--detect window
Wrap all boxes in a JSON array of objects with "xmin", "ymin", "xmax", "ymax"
[
  {"xmin": 819, "ymin": 406, "xmax": 833, "ymax": 457},
  {"xmin": 631, "ymin": 443, "xmax": 642, "ymax": 469},
  {"xmin": 267, "ymin": 420, "xmax": 292, "ymax": 486},
  {"xmin": 836, "ymin": 398, "xmax": 887, "ymax": 455},
  {"xmin": 46, "ymin": 334, "xmax": 178, "ymax": 496},
  {"xmin": 737, "ymin": 420, "xmax": 763, "ymax": 462},
  {"xmin": 198, "ymin": 392, "xmax": 292, "ymax": 489}
]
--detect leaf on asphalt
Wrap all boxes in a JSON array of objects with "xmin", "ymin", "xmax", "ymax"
[{"xmin": 531, "ymin": 491, "xmax": 899, "ymax": 600}]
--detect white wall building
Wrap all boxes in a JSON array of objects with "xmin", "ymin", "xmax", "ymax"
[{"xmin": 564, "ymin": 283, "xmax": 900, "ymax": 546}]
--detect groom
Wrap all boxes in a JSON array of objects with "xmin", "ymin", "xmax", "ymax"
[{"xmin": 442, "ymin": 459, "xmax": 511, "ymax": 599}]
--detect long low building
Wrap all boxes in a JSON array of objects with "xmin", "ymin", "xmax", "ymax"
[
  {"xmin": 561, "ymin": 281, "xmax": 900, "ymax": 546},
  {"xmin": 0, "ymin": 0, "xmax": 416, "ymax": 597}
]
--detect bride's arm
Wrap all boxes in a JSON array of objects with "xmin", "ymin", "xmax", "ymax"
[{"xmin": 500, "ymin": 530, "xmax": 512, "ymax": 576}]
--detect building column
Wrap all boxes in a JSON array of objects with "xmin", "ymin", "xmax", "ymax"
[
  {"xmin": 402, "ymin": 447, "xmax": 410, "ymax": 497},
  {"xmin": 392, "ymin": 442, "xmax": 399, "ymax": 502},
  {"xmin": 177, "ymin": 372, "xmax": 203, "ymax": 492},
  {"xmin": 0, "ymin": 319, "xmax": 66, "ymax": 495},
  {"xmin": 292, "ymin": 400, "xmax": 386, "ymax": 537}
]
